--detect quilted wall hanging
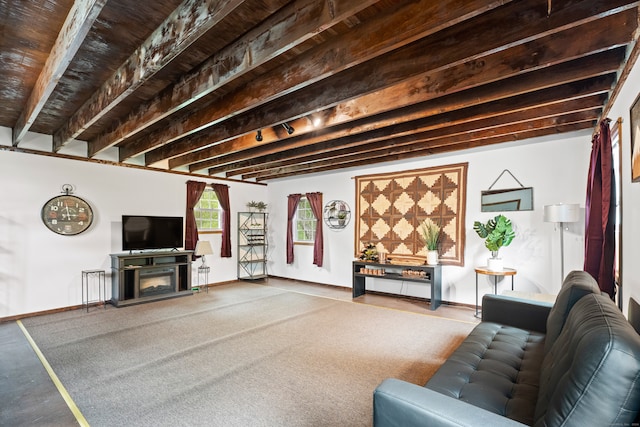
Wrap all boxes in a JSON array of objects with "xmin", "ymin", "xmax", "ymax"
[{"xmin": 355, "ymin": 163, "xmax": 468, "ymax": 266}]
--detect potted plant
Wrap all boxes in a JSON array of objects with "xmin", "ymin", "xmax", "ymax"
[
  {"xmin": 247, "ymin": 201, "xmax": 267, "ymax": 212},
  {"xmin": 359, "ymin": 243, "xmax": 379, "ymax": 262},
  {"xmin": 419, "ymin": 218, "xmax": 441, "ymax": 265},
  {"xmin": 473, "ymin": 214, "xmax": 515, "ymax": 271},
  {"xmin": 337, "ymin": 210, "xmax": 348, "ymax": 226}
]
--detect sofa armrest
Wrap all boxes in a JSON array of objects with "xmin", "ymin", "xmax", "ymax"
[
  {"xmin": 373, "ymin": 379, "xmax": 528, "ymax": 427},
  {"xmin": 481, "ymin": 294, "xmax": 552, "ymax": 333}
]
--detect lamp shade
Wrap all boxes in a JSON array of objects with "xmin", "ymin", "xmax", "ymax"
[
  {"xmin": 543, "ymin": 204, "xmax": 580, "ymax": 223},
  {"xmin": 194, "ymin": 240, "xmax": 214, "ymax": 256}
]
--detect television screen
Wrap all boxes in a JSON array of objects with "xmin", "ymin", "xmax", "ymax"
[{"xmin": 122, "ymin": 215, "xmax": 184, "ymax": 251}]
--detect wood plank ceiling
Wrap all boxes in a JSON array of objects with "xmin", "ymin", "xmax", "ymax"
[{"xmin": 1, "ymin": 0, "xmax": 639, "ymax": 182}]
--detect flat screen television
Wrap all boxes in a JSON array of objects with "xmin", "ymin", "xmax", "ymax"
[{"xmin": 122, "ymin": 215, "xmax": 184, "ymax": 251}]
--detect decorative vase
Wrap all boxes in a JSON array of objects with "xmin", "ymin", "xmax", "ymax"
[
  {"xmin": 426, "ymin": 250, "xmax": 439, "ymax": 266},
  {"xmin": 487, "ymin": 252, "xmax": 503, "ymax": 271}
]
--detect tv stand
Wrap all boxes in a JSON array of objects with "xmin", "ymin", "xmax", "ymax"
[{"xmin": 110, "ymin": 251, "xmax": 193, "ymax": 307}]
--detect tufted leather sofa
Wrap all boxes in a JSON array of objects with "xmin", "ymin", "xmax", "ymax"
[{"xmin": 373, "ymin": 271, "xmax": 640, "ymax": 427}]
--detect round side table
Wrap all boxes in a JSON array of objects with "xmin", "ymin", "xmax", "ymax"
[{"xmin": 474, "ymin": 266, "xmax": 517, "ymax": 317}]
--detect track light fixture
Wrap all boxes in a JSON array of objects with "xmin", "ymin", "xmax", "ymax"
[
  {"xmin": 256, "ymin": 129, "xmax": 263, "ymax": 141},
  {"xmin": 282, "ymin": 122, "xmax": 294, "ymax": 134}
]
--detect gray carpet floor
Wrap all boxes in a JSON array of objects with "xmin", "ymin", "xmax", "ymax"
[{"xmin": 19, "ymin": 282, "xmax": 475, "ymax": 426}]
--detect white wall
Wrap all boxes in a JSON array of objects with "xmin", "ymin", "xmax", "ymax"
[
  {"xmin": 0, "ymin": 131, "xmax": 267, "ymax": 318},
  {"xmin": 267, "ymin": 132, "xmax": 592, "ymax": 306},
  {"xmin": 607, "ymin": 54, "xmax": 640, "ymax": 314}
]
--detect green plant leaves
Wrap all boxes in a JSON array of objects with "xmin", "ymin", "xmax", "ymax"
[
  {"xmin": 473, "ymin": 214, "xmax": 515, "ymax": 253},
  {"xmin": 473, "ymin": 221, "xmax": 489, "ymax": 238},
  {"xmin": 419, "ymin": 219, "xmax": 441, "ymax": 250}
]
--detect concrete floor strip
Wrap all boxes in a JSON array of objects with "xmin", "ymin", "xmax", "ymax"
[{"xmin": 17, "ymin": 319, "xmax": 90, "ymax": 427}]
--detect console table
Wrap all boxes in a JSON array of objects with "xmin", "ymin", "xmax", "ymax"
[{"xmin": 352, "ymin": 261, "xmax": 442, "ymax": 310}]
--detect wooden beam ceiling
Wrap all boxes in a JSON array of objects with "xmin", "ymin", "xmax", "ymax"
[
  {"xmin": 2, "ymin": 0, "xmax": 638, "ymax": 182},
  {"xmin": 223, "ymin": 84, "xmax": 613, "ymax": 178},
  {"xmin": 184, "ymin": 49, "xmax": 624, "ymax": 173},
  {"xmin": 151, "ymin": 1, "xmax": 637, "ymax": 169},
  {"xmin": 91, "ymin": 0, "xmax": 379, "ymax": 157},
  {"xmin": 126, "ymin": 0, "xmax": 511, "ymax": 163},
  {"xmin": 198, "ymin": 54, "xmax": 621, "ymax": 175}
]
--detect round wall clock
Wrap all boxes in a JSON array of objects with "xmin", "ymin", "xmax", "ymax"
[{"xmin": 41, "ymin": 184, "xmax": 94, "ymax": 235}]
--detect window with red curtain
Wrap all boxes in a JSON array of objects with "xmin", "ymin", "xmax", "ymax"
[{"xmin": 211, "ymin": 183, "xmax": 231, "ymax": 257}]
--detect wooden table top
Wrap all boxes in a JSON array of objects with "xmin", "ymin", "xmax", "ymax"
[{"xmin": 475, "ymin": 266, "xmax": 517, "ymax": 276}]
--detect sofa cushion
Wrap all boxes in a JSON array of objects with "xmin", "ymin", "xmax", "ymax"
[
  {"xmin": 535, "ymin": 293, "xmax": 640, "ymax": 426},
  {"xmin": 628, "ymin": 297, "xmax": 640, "ymax": 336},
  {"xmin": 425, "ymin": 321, "xmax": 545, "ymax": 425},
  {"xmin": 544, "ymin": 270, "xmax": 600, "ymax": 352}
]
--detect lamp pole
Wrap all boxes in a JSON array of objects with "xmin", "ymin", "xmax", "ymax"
[
  {"xmin": 559, "ymin": 221, "xmax": 566, "ymax": 283},
  {"xmin": 544, "ymin": 204, "xmax": 580, "ymax": 284}
]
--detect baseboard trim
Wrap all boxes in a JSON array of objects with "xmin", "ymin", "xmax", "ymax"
[
  {"xmin": 202, "ymin": 279, "xmax": 242, "ymax": 289},
  {"xmin": 265, "ymin": 275, "xmax": 475, "ymax": 310},
  {"xmin": 2, "ymin": 281, "xmax": 240, "ymax": 323},
  {"xmin": 266, "ymin": 275, "xmax": 349, "ymax": 290},
  {"xmin": 1, "ymin": 304, "xmax": 85, "ymax": 324}
]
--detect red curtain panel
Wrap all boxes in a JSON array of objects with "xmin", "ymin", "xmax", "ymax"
[{"xmin": 584, "ymin": 119, "xmax": 616, "ymax": 299}]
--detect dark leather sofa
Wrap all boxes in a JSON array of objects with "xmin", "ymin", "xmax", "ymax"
[{"xmin": 373, "ymin": 271, "xmax": 640, "ymax": 426}]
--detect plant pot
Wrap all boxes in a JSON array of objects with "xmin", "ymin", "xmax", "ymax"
[
  {"xmin": 426, "ymin": 250, "xmax": 439, "ymax": 266},
  {"xmin": 487, "ymin": 257, "xmax": 503, "ymax": 271}
]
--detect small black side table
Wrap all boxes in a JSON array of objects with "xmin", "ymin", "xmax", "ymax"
[
  {"xmin": 197, "ymin": 265, "xmax": 210, "ymax": 293},
  {"xmin": 82, "ymin": 269, "xmax": 106, "ymax": 312}
]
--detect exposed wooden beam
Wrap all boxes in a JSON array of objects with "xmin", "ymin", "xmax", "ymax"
[
  {"xmin": 240, "ymin": 101, "xmax": 604, "ymax": 179},
  {"xmin": 149, "ymin": 2, "xmax": 635, "ymax": 167},
  {"xmin": 12, "ymin": 0, "xmax": 107, "ymax": 146},
  {"xmin": 602, "ymin": 35, "xmax": 640, "ymax": 120},
  {"xmin": 253, "ymin": 120, "xmax": 597, "ymax": 181},
  {"xmin": 131, "ymin": 0, "xmax": 518, "ymax": 163},
  {"xmin": 52, "ymin": 0, "xmax": 247, "ymax": 151},
  {"xmin": 0, "ymin": 144, "xmax": 264, "ymax": 186},
  {"xmin": 89, "ymin": 0, "xmax": 379, "ymax": 157}
]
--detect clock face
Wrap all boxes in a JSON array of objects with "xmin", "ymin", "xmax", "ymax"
[{"xmin": 41, "ymin": 195, "xmax": 94, "ymax": 235}]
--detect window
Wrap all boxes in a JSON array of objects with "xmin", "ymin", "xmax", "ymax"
[
  {"xmin": 195, "ymin": 189, "xmax": 222, "ymax": 232},
  {"xmin": 612, "ymin": 118, "xmax": 621, "ymax": 298},
  {"xmin": 295, "ymin": 197, "xmax": 317, "ymax": 242}
]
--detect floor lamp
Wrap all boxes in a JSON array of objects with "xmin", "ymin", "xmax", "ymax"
[{"xmin": 544, "ymin": 204, "xmax": 580, "ymax": 283}]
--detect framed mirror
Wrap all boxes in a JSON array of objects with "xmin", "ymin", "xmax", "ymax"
[{"xmin": 481, "ymin": 187, "xmax": 534, "ymax": 212}]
